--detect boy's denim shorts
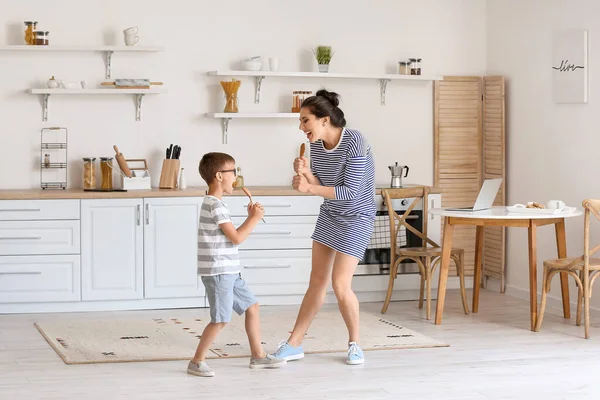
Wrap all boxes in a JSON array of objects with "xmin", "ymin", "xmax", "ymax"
[{"xmin": 201, "ymin": 273, "xmax": 258, "ymax": 323}]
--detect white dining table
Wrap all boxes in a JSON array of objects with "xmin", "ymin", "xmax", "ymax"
[{"xmin": 429, "ymin": 206, "xmax": 583, "ymax": 330}]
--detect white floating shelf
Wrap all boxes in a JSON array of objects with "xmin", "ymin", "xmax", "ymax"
[
  {"xmin": 0, "ymin": 45, "xmax": 164, "ymax": 52},
  {"xmin": 207, "ymin": 70, "xmax": 442, "ymax": 105},
  {"xmin": 205, "ymin": 113, "xmax": 300, "ymax": 144},
  {"xmin": 206, "ymin": 112, "xmax": 299, "ymax": 119},
  {"xmin": 207, "ymin": 70, "xmax": 442, "ymax": 81},
  {"xmin": 30, "ymin": 88, "xmax": 166, "ymax": 95},
  {"xmin": 0, "ymin": 45, "xmax": 165, "ymax": 79},
  {"xmin": 29, "ymin": 88, "xmax": 166, "ymax": 121}
]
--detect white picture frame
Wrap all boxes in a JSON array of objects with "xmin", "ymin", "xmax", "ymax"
[{"xmin": 552, "ymin": 30, "xmax": 588, "ymax": 104}]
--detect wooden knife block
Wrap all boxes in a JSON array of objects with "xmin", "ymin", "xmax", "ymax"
[{"xmin": 159, "ymin": 159, "xmax": 180, "ymax": 189}]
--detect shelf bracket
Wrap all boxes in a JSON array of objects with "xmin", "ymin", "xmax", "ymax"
[
  {"xmin": 135, "ymin": 94, "xmax": 144, "ymax": 121},
  {"xmin": 380, "ymin": 79, "xmax": 391, "ymax": 106},
  {"xmin": 221, "ymin": 118, "xmax": 231, "ymax": 144},
  {"xmin": 254, "ymin": 76, "xmax": 265, "ymax": 103},
  {"xmin": 42, "ymin": 94, "xmax": 49, "ymax": 121},
  {"xmin": 105, "ymin": 51, "xmax": 114, "ymax": 79}
]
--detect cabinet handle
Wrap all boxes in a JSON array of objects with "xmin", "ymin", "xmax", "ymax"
[
  {"xmin": 243, "ymin": 265, "xmax": 291, "ymax": 269},
  {"xmin": 136, "ymin": 204, "xmax": 141, "ymax": 225},
  {"xmin": 251, "ymin": 231, "xmax": 292, "ymax": 235},
  {"xmin": 0, "ymin": 271, "xmax": 42, "ymax": 275},
  {"xmin": 0, "ymin": 236, "xmax": 41, "ymax": 240},
  {"xmin": 430, "ymin": 199, "xmax": 435, "ymax": 220},
  {"xmin": 0, "ymin": 209, "xmax": 41, "ymax": 212},
  {"xmin": 146, "ymin": 204, "xmax": 150, "ymax": 225},
  {"xmin": 244, "ymin": 204, "xmax": 291, "ymax": 208}
]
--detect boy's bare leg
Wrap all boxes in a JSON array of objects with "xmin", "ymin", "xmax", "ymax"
[
  {"xmin": 245, "ymin": 303, "xmax": 265, "ymax": 358},
  {"xmin": 192, "ymin": 322, "xmax": 225, "ymax": 363}
]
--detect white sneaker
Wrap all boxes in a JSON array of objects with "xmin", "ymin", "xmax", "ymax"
[{"xmin": 187, "ymin": 360, "xmax": 215, "ymax": 377}]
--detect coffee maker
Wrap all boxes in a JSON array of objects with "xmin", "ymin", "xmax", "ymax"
[{"xmin": 388, "ymin": 162, "xmax": 409, "ymax": 188}]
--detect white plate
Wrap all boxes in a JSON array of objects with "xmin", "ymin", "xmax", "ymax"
[{"xmin": 506, "ymin": 205, "xmax": 577, "ymax": 214}]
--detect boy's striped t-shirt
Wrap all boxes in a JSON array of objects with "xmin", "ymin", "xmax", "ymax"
[{"xmin": 197, "ymin": 196, "xmax": 240, "ymax": 276}]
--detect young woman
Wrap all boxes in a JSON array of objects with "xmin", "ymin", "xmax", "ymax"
[{"xmin": 271, "ymin": 89, "xmax": 376, "ymax": 365}]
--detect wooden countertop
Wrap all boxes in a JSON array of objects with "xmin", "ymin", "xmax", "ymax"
[{"xmin": 0, "ymin": 184, "xmax": 440, "ymax": 200}]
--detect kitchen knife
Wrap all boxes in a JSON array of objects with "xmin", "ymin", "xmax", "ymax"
[{"xmin": 168, "ymin": 144, "xmax": 173, "ymax": 159}]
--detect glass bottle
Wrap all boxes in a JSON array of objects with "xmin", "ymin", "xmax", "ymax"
[
  {"xmin": 234, "ymin": 167, "xmax": 244, "ymax": 188},
  {"xmin": 100, "ymin": 157, "xmax": 113, "ymax": 190},
  {"xmin": 82, "ymin": 157, "xmax": 96, "ymax": 189},
  {"xmin": 24, "ymin": 21, "xmax": 37, "ymax": 45}
]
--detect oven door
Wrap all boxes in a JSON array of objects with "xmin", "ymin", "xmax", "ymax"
[{"xmin": 355, "ymin": 209, "xmax": 423, "ymax": 276}]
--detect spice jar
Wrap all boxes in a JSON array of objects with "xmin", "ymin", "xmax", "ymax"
[
  {"xmin": 398, "ymin": 61, "xmax": 411, "ymax": 75},
  {"xmin": 44, "ymin": 153, "xmax": 50, "ymax": 168},
  {"xmin": 414, "ymin": 58, "xmax": 422, "ymax": 75},
  {"xmin": 34, "ymin": 31, "xmax": 49, "ymax": 45},
  {"xmin": 82, "ymin": 157, "xmax": 96, "ymax": 189},
  {"xmin": 292, "ymin": 91, "xmax": 312, "ymax": 112},
  {"xmin": 100, "ymin": 157, "xmax": 114, "ymax": 190},
  {"xmin": 24, "ymin": 21, "xmax": 38, "ymax": 45}
]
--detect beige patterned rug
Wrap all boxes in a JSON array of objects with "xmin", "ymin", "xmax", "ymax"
[{"xmin": 34, "ymin": 309, "xmax": 448, "ymax": 364}]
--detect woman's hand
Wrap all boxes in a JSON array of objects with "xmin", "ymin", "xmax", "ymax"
[
  {"xmin": 293, "ymin": 156, "xmax": 309, "ymax": 176},
  {"xmin": 292, "ymin": 174, "xmax": 311, "ymax": 193}
]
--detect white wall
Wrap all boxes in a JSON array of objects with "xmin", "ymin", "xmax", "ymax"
[
  {"xmin": 487, "ymin": 0, "xmax": 600, "ymax": 308},
  {"xmin": 0, "ymin": 0, "xmax": 486, "ymax": 189}
]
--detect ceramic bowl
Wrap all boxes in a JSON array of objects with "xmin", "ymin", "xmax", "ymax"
[{"xmin": 240, "ymin": 59, "xmax": 262, "ymax": 71}]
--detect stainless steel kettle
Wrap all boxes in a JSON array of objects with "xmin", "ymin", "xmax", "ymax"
[{"xmin": 388, "ymin": 162, "xmax": 409, "ymax": 188}]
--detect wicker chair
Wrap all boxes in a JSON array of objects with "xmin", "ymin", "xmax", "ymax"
[
  {"xmin": 380, "ymin": 187, "xmax": 469, "ymax": 319},
  {"xmin": 535, "ymin": 199, "xmax": 600, "ymax": 338}
]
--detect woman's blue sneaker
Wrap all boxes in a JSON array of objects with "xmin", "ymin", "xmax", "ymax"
[
  {"xmin": 346, "ymin": 342, "xmax": 364, "ymax": 365},
  {"xmin": 270, "ymin": 340, "xmax": 304, "ymax": 361}
]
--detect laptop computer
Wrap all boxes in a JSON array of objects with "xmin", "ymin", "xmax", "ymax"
[{"xmin": 446, "ymin": 178, "xmax": 503, "ymax": 211}]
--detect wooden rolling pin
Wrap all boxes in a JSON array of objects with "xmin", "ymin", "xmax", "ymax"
[{"xmin": 113, "ymin": 145, "xmax": 132, "ymax": 178}]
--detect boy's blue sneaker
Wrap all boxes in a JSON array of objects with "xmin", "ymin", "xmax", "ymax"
[
  {"xmin": 270, "ymin": 340, "xmax": 304, "ymax": 361},
  {"xmin": 346, "ymin": 342, "xmax": 364, "ymax": 365}
]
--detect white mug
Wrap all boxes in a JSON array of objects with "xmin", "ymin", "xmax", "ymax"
[
  {"xmin": 546, "ymin": 200, "xmax": 566, "ymax": 210},
  {"xmin": 123, "ymin": 26, "xmax": 139, "ymax": 35},
  {"xmin": 268, "ymin": 57, "xmax": 279, "ymax": 72},
  {"xmin": 124, "ymin": 34, "xmax": 139, "ymax": 46}
]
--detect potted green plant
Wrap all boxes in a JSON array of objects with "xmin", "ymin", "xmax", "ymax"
[{"xmin": 313, "ymin": 45, "xmax": 333, "ymax": 73}]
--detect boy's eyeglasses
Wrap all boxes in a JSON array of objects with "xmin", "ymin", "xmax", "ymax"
[{"xmin": 218, "ymin": 169, "xmax": 237, "ymax": 176}]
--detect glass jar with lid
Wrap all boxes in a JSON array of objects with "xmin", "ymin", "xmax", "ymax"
[
  {"xmin": 34, "ymin": 31, "xmax": 49, "ymax": 45},
  {"xmin": 398, "ymin": 61, "xmax": 411, "ymax": 75},
  {"xmin": 414, "ymin": 58, "xmax": 422, "ymax": 75},
  {"xmin": 24, "ymin": 21, "xmax": 38, "ymax": 45},
  {"xmin": 100, "ymin": 157, "xmax": 114, "ymax": 189},
  {"xmin": 82, "ymin": 157, "xmax": 96, "ymax": 189},
  {"xmin": 292, "ymin": 90, "xmax": 312, "ymax": 112}
]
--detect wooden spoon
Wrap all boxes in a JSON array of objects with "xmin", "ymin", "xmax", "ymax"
[
  {"xmin": 296, "ymin": 143, "xmax": 306, "ymax": 176},
  {"xmin": 242, "ymin": 187, "xmax": 265, "ymax": 223}
]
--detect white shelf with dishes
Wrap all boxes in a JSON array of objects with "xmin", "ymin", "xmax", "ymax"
[
  {"xmin": 207, "ymin": 70, "xmax": 443, "ymax": 105},
  {"xmin": 205, "ymin": 113, "xmax": 299, "ymax": 144},
  {"xmin": 0, "ymin": 45, "xmax": 165, "ymax": 79},
  {"xmin": 29, "ymin": 88, "xmax": 167, "ymax": 122}
]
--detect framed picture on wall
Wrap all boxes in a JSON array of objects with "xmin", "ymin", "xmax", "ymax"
[{"xmin": 552, "ymin": 29, "xmax": 588, "ymax": 104}]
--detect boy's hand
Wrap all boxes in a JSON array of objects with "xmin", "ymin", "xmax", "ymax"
[{"xmin": 248, "ymin": 202, "xmax": 265, "ymax": 220}]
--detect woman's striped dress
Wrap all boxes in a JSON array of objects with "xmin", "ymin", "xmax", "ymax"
[{"xmin": 309, "ymin": 128, "xmax": 376, "ymax": 260}]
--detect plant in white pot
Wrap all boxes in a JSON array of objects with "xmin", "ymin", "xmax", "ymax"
[{"xmin": 313, "ymin": 45, "xmax": 333, "ymax": 73}]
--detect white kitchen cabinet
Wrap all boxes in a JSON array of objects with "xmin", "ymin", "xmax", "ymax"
[
  {"xmin": 81, "ymin": 199, "xmax": 144, "ymax": 301},
  {"xmin": 143, "ymin": 197, "xmax": 205, "ymax": 299}
]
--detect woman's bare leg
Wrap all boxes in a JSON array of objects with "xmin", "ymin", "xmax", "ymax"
[
  {"xmin": 331, "ymin": 252, "xmax": 360, "ymax": 344},
  {"xmin": 287, "ymin": 241, "xmax": 335, "ymax": 346}
]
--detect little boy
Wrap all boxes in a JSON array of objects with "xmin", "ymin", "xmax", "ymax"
[{"xmin": 187, "ymin": 152, "xmax": 286, "ymax": 377}]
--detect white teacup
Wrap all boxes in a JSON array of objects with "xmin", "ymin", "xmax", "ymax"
[
  {"xmin": 268, "ymin": 57, "xmax": 279, "ymax": 72},
  {"xmin": 124, "ymin": 34, "xmax": 139, "ymax": 46},
  {"xmin": 123, "ymin": 26, "xmax": 139, "ymax": 35},
  {"xmin": 547, "ymin": 200, "xmax": 566, "ymax": 210}
]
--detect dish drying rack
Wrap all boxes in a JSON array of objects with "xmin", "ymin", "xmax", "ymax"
[{"xmin": 40, "ymin": 127, "xmax": 67, "ymax": 189}]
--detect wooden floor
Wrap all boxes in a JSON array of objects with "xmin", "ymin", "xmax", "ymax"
[{"xmin": 2, "ymin": 290, "xmax": 600, "ymax": 400}]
